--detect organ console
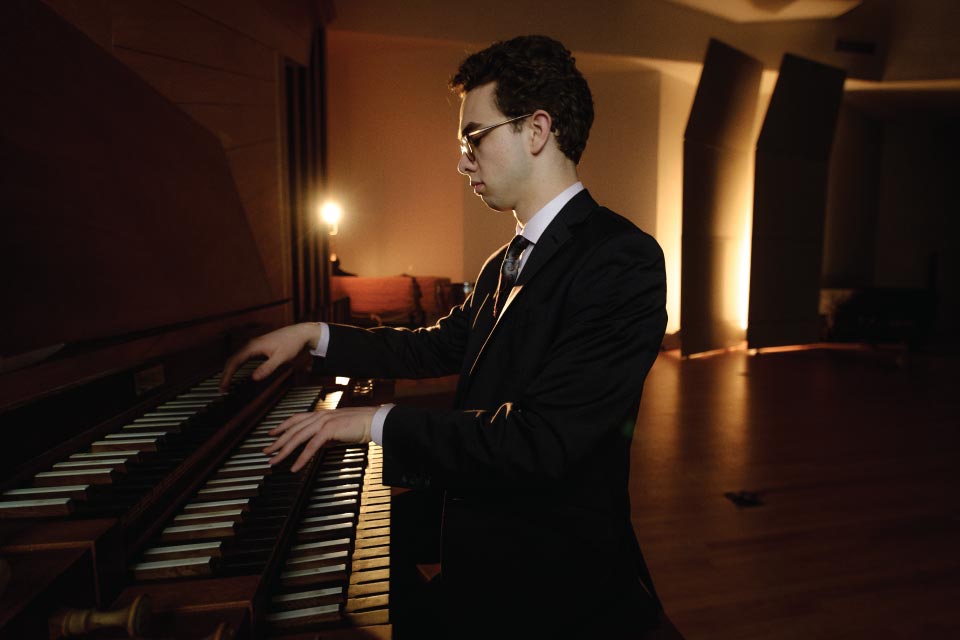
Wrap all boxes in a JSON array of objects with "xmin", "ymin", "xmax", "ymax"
[{"xmin": 0, "ymin": 2, "xmax": 393, "ymax": 637}]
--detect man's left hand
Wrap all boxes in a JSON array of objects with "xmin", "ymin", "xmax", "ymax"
[{"xmin": 264, "ymin": 407, "xmax": 377, "ymax": 472}]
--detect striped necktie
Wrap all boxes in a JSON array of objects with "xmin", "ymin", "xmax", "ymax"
[{"xmin": 494, "ymin": 234, "xmax": 532, "ymax": 317}]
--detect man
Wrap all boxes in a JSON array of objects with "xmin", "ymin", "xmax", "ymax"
[{"xmin": 222, "ymin": 35, "xmax": 668, "ymax": 638}]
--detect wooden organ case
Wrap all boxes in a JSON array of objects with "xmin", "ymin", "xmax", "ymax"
[{"xmin": 0, "ymin": 1, "xmax": 390, "ymax": 638}]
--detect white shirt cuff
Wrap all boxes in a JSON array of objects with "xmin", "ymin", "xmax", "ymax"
[
  {"xmin": 371, "ymin": 403, "xmax": 394, "ymax": 446},
  {"xmin": 308, "ymin": 322, "xmax": 330, "ymax": 357}
]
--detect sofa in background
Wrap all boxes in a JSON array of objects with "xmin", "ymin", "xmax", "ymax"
[{"xmin": 331, "ymin": 275, "xmax": 467, "ymax": 328}]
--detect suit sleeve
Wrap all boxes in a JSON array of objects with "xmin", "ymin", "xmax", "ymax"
[
  {"xmin": 381, "ymin": 231, "xmax": 667, "ymax": 490},
  {"xmin": 316, "ymin": 297, "xmax": 471, "ymax": 380}
]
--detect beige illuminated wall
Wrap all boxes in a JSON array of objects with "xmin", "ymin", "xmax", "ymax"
[
  {"xmin": 656, "ymin": 70, "xmax": 699, "ymax": 334},
  {"xmin": 325, "ymin": 32, "xmax": 466, "ymax": 280},
  {"xmin": 577, "ymin": 56, "xmax": 660, "ymax": 261}
]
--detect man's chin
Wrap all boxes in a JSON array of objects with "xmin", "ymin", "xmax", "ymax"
[{"xmin": 478, "ymin": 194, "xmax": 509, "ymax": 212}]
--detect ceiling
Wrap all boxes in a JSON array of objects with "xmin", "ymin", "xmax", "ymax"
[
  {"xmin": 663, "ymin": 0, "xmax": 862, "ymax": 23},
  {"xmin": 845, "ymin": 79, "xmax": 960, "ymax": 121}
]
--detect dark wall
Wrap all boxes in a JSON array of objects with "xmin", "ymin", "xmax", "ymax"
[
  {"xmin": 823, "ymin": 104, "xmax": 883, "ymax": 289},
  {"xmin": 825, "ymin": 100, "xmax": 960, "ymax": 346}
]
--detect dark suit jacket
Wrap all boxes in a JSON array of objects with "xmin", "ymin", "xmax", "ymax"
[{"xmin": 320, "ymin": 190, "xmax": 667, "ymax": 636}]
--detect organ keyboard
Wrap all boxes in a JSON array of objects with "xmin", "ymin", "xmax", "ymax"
[
  {"xmin": 0, "ymin": 361, "xmax": 263, "ymax": 520},
  {"xmin": 0, "ymin": 352, "xmax": 392, "ymax": 639},
  {"xmin": 130, "ymin": 383, "xmax": 330, "ymax": 583},
  {"xmin": 265, "ymin": 438, "xmax": 390, "ymax": 632}
]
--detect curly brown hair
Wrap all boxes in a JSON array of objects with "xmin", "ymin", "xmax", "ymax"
[{"xmin": 450, "ymin": 35, "xmax": 594, "ymax": 164}]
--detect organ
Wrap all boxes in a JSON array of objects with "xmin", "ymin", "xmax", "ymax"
[
  {"xmin": 1, "ymin": 360, "xmax": 393, "ymax": 638},
  {"xmin": 0, "ymin": 0, "xmax": 390, "ymax": 636}
]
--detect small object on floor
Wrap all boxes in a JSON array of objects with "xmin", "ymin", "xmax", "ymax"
[{"xmin": 724, "ymin": 490, "xmax": 764, "ymax": 507}]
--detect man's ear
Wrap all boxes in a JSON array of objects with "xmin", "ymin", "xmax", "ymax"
[{"xmin": 528, "ymin": 110, "xmax": 553, "ymax": 155}]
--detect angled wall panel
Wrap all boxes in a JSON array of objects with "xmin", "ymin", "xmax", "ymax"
[
  {"xmin": 748, "ymin": 54, "xmax": 846, "ymax": 349},
  {"xmin": 681, "ymin": 39, "xmax": 763, "ymax": 355}
]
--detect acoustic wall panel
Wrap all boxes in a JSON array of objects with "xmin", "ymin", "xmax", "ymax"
[
  {"xmin": 0, "ymin": 0, "xmax": 273, "ymax": 356},
  {"xmin": 748, "ymin": 54, "xmax": 846, "ymax": 349},
  {"xmin": 682, "ymin": 39, "xmax": 763, "ymax": 355}
]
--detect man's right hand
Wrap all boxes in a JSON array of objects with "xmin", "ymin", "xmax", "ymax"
[{"xmin": 219, "ymin": 323, "xmax": 322, "ymax": 392}]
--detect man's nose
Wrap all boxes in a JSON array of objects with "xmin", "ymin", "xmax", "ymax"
[{"xmin": 457, "ymin": 151, "xmax": 475, "ymax": 176}]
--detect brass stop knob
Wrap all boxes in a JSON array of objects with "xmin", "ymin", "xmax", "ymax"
[{"xmin": 54, "ymin": 594, "xmax": 151, "ymax": 638}]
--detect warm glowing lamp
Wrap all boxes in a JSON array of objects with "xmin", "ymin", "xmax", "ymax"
[{"xmin": 320, "ymin": 201, "xmax": 342, "ymax": 235}]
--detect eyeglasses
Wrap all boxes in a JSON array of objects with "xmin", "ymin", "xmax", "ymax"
[{"xmin": 459, "ymin": 114, "xmax": 533, "ymax": 162}]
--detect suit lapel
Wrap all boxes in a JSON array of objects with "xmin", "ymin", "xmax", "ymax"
[
  {"xmin": 464, "ymin": 190, "xmax": 599, "ymax": 381},
  {"xmin": 517, "ymin": 189, "xmax": 596, "ymax": 287}
]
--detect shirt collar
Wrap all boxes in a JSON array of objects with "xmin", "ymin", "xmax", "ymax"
[{"xmin": 516, "ymin": 181, "xmax": 584, "ymax": 243}]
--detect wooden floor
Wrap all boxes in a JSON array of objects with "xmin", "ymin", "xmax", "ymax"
[{"xmin": 631, "ymin": 346, "xmax": 960, "ymax": 639}]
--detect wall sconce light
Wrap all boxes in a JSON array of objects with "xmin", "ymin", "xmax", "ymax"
[{"xmin": 320, "ymin": 200, "xmax": 343, "ymax": 235}]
